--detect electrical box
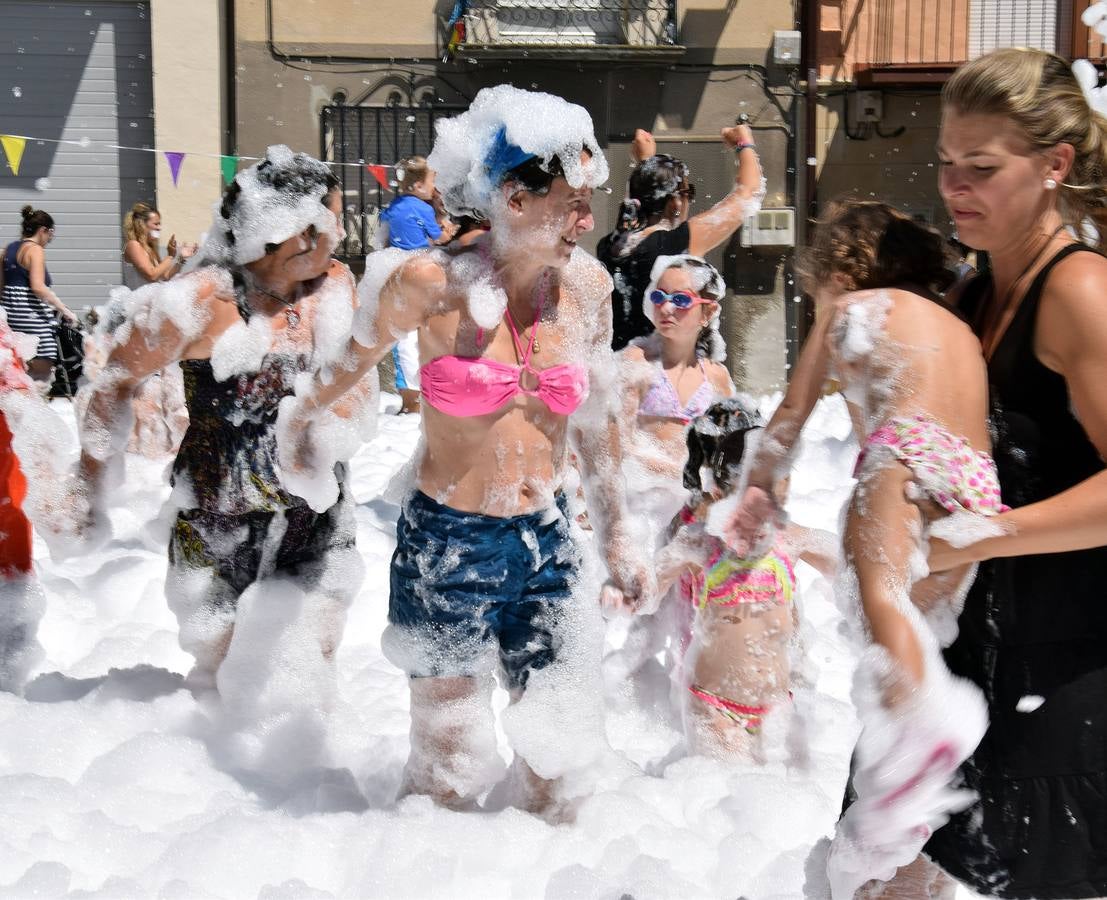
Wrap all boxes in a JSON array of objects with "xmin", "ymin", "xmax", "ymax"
[
  {"xmin": 741, "ymin": 208, "xmax": 796, "ymax": 248},
  {"xmin": 773, "ymin": 30, "xmax": 802, "ymax": 65},
  {"xmin": 856, "ymin": 90, "xmax": 883, "ymax": 122}
]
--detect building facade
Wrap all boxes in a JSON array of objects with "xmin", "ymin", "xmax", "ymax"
[
  {"xmin": 0, "ymin": 0, "xmax": 226, "ymax": 310},
  {"xmin": 231, "ymin": 0, "xmax": 804, "ymax": 393},
  {"xmin": 810, "ymin": 1, "xmax": 1104, "ymax": 238}
]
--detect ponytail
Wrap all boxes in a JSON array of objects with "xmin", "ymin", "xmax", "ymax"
[
  {"xmin": 1065, "ymin": 111, "xmax": 1107, "ymax": 250},
  {"xmin": 20, "ymin": 205, "xmax": 53, "ymax": 237}
]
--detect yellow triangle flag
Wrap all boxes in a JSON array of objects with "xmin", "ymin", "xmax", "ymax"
[{"xmin": 1, "ymin": 135, "xmax": 27, "ymax": 175}]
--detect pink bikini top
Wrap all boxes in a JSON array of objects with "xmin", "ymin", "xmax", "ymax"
[
  {"xmin": 419, "ymin": 301, "xmax": 588, "ymax": 418},
  {"xmin": 638, "ymin": 360, "xmax": 716, "ymax": 424}
]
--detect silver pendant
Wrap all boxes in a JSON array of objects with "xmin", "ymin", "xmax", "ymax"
[{"xmin": 285, "ymin": 308, "xmax": 300, "ymax": 327}]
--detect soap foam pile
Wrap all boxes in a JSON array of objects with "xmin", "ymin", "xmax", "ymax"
[{"xmin": 0, "ymin": 395, "xmax": 980, "ymax": 899}]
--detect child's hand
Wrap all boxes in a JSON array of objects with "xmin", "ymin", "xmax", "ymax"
[
  {"xmin": 600, "ymin": 582, "xmax": 631, "ymax": 617},
  {"xmin": 724, "ymin": 485, "xmax": 780, "ymax": 558}
]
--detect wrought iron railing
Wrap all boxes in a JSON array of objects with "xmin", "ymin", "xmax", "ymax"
[{"xmin": 448, "ymin": 0, "xmax": 678, "ymax": 54}]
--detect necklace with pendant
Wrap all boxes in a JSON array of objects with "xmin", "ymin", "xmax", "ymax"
[{"xmin": 253, "ymin": 283, "xmax": 301, "ymax": 327}]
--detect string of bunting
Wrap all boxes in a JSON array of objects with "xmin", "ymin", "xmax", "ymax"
[{"xmin": 0, "ymin": 132, "xmax": 397, "ymax": 189}]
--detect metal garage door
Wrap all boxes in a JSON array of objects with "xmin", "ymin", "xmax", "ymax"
[{"xmin": 0, "ymin": 1, "xmax": 155, "ymax": 310}]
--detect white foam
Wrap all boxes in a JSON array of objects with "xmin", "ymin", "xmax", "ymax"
[
  {"xmin": 428, "ymin": 84, "xmax": 608, "ymax": 219},
  {"xmin": 1, "ymin": 396, "xmax": 989, "ymax": 899},
  {"xmin": 192, "ymin": 146, "xmax": 341, "ymax": 268}
]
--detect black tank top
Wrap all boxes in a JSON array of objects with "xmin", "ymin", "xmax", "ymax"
[
  {"xmin": 961, "ymin": 243, "xmax": 1105, "ymax": 506},
  {"xmin": 927, "ymin": 243, "xmax": 1107, "ymax": 897}
]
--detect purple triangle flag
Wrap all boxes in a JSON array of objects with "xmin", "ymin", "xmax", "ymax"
[{"xmin": 164, "ymin": 151, "xmax": 185, "ymax": 186}]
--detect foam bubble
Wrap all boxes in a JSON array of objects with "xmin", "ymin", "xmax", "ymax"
[{"xmin": 428, "ymin": 85, "xmax": 608, "ymax": 220}]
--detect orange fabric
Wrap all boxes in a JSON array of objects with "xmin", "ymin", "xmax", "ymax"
[{"xmin": 0, "ymin": 412, "xmax": 32, "ymax": 574}]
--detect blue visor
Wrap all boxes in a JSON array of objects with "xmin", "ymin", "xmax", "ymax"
[{"xmin": 484, "ymin": 126, "xmax": 538, "ymax": 187}]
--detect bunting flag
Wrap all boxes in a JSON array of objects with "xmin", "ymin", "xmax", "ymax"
[
  {"xmin": 1, "ymin": 135, "xmax": 27, "ymax": 176},
  {"xmin": 0, "ymin": 130, "xmax": 398, "ymax": 177},
  {"xmin": 164, "ymin": 151, "xmax": 186, "ymax": 186},
  {"xmin": 220, "ymin": 154, "xmax": 239, "ymax": 185},
  {"xmin": 366, "ymin": 164, "xmax": 389, "ymax": 189}
]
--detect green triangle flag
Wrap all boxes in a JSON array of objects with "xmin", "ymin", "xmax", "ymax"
[{"xmin": 220, "ymin": 155, "xmax": 239, "ymax": 185}]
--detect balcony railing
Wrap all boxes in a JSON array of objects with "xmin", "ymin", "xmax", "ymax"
[
  {"xmin": 446, "ymin": 0, "xmax": 681, "ymax": 59},
  {"xmin": 819, "ymin": 0, "xmax": 1075, "ymax": 85}
]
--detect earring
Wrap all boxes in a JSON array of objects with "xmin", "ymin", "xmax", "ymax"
[{"xmin": 1044, "ymin": 177, "xmax": 1058, "ymax": 190}]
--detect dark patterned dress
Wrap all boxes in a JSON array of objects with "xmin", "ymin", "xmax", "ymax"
[{"xmin": 168, "ymin": 352, "xmax": 354, "ymax": 604}]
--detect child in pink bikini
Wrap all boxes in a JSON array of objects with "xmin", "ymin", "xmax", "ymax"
[
  {"xmin": 725, "ymin": 201, "xmax": 1006, "ymax": 894},
  {"xmin": 655, "ymin": 399, "xmax": 836, "ymax": 760}
]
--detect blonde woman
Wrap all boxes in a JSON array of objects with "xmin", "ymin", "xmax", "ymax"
[
  {"xmin": 909, "ymin": 48, "xmax": 1107, "ymax": 900},
  {"xmin": 122, "ymin": 202, "xmax": 195, "ymax": 288}
]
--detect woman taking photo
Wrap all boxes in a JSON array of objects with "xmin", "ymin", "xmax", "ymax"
[{"xmin": 0, "ymin": 207, "xmax": 78, "ymax": 384}]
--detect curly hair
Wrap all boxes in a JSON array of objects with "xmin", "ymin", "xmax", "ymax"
[{"xmin": 798, "ymin": 200, "xmax": 957, "ymax": 297}]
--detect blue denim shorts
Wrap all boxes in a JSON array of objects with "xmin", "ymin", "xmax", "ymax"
[{"xmin": 388, "ymin": 490, "xmax": 579, "ymax": 691}]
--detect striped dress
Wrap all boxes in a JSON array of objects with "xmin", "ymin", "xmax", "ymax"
[{"xmin": 1, "ymin": 239, "xmax": 59, "ymax": 360}]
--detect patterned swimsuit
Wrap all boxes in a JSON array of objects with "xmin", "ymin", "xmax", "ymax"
[{"xmin": 168, "ymin": 352, "xmax": 354, "ymax": 603}]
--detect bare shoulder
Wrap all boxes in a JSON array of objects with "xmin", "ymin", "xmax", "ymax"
[
  {"xmin": 566, "ymin": 248, "xmax": 614, "ymax": 301},
  {"xmin": 1043, "ymin": 248, "xmax": 1107, "ymax": 323},
  {"xmin": 619, "ymin": 342, "xmax": 647, "ymax": 365},
  {"xmin": 704, "ymin": 359, "xmax": 735, "ymax": 394},
  {"xmin": 325, "ymin": 258, "xmax": 357, "ymax": 301}
]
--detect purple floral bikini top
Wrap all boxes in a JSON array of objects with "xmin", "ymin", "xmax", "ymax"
[{"xmin": 638, "ymin": 360, "xmax": 716, "ymax": 424}]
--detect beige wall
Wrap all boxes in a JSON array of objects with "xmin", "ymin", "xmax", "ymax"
[
  {"xmin": 815, "ymin": 91, "xmax": 948, "ymax": 232},
  {"xmin": 151, "ymin": 0, "xmax": 226, "ymax": 247},
  {"xmin": 231, "ymin": 0, "xmax": 798, "ymax": 391}
]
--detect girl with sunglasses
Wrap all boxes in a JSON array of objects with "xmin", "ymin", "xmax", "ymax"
[
  {"xmin": 598, "ymin": 122, "xmax": 763, "ymax": 351},
  {"xmin": 602, "ymin": 255, "xmax": 735, "ymax": 684}
]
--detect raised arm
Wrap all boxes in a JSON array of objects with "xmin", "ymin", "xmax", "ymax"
[
  {"xmin": 301, "ymin": 250, "xmax": 444, "ymax": 415},
  {"xmin": 78, "ymin": 277, "xmax": 214, "ymax": 498},
  {"xmin": 686, "ymin": 123, "xmax": 764, "ymax": 258},
  {"xmin": 275, "ymin": 249, "xmax": 447, "ymax": 511}
]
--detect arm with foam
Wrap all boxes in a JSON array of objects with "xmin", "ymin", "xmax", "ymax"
[
  {"xmin": 930, "ymin": 255, "xmax": 1107, "ymax": 569},
  {"xmin": 654, "ymin": 519, "xmax": 705, "ymax": 599},
  {"xmin": 726, "ymin": 310, "xmax": 835, "ymax": 556},
  {"xmin": 571, "ymin": 275, "xmax": 655, "ymax": 612},
  {"xmin": 75, "ymin": 276, "xmax": 213, "ymax": 541},
  {"xmin": 276, "ymin": 248, "xmax": 445, "ymax": 512},
  {"xmin": 687, "ymin": 123, "xmax": 765, "ymax": 258},
  {"xmin": 845, "ymin": 460, "xmax": 927, "ymax": 695}
]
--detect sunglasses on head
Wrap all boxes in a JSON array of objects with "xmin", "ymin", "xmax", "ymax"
[{"xmin": 649, "ymin": 289, "xmax": 712, "ymax": 309}]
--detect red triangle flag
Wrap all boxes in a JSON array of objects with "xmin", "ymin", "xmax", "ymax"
[{"xmin": 366, "ymin": 164, "xmax": 389, "ymax": 189}]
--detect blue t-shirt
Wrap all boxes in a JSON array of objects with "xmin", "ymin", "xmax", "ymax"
[{"xmin": 381, "ymin": 194, "xmax": 442, "ymax": 250}]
